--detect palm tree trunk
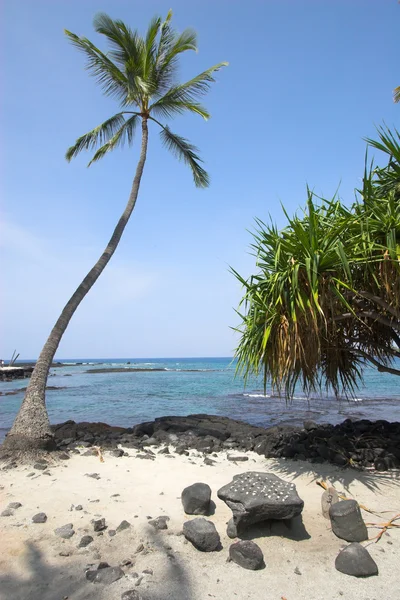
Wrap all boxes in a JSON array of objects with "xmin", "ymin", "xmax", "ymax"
[{"xmin": 2, "ymin": 118, "xmax": 149, "ymax": 453}]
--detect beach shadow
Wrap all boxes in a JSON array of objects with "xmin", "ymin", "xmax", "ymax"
[
  {"xmin": 0, "ymin": 541, "xmax": 91, "ymax": 600},
  {"xmin": 239, "ymin": 514, "xmax": 311, "ymax": 542},
  {"xmin": 267, "ymin": 458, "xmax": 400, "ymax": 495},
  {"xmin": 0, "ymin": 536, "xmax": 194, "ymax": 600},
  {"xmin": 143, "ymin": 528, "xmax": 194, "ymax": 600}
]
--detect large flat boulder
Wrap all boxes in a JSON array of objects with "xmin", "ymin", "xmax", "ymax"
[{"xmin": 217, "ymin": 472, "xmax": 304, "ymax": 537}]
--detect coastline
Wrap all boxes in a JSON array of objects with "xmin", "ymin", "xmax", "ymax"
[
  {"xmin": 3, "ymin": 357, "xmax": 400, "ymax": 447},
  {"xmin": 1, "ymin": 439, "xmax": 399, "ymax": 600}
]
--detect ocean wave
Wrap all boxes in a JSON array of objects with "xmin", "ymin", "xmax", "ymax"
[{"xmin": 243, "ymin": 393, "xmax": 271, "ymax": 398}]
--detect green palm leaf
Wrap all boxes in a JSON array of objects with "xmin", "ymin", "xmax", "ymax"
[
  {"xmin": 154, "ymin": 119, "xmax": 209, "ymax": 188},
  {"xmin": 64, "ymin": 30, "xmax": 128, "ymax": 103},
  {"xmin": 65, "ymin": 112, "xmax": 130, "ymax": 161},
  {"xmin": 87, "ymin": 114, "xmax": 140, "ymax": 166}
]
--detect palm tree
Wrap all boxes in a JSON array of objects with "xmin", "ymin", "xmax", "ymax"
[
  {"xmin": 2, "ymin": 11, "xmax": 227, "ymax": 453},
  {"xmin": 394, "ymin": 86, "xmax": 400, "ymax": 103}
]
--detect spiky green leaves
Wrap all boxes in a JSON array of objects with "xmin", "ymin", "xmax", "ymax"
[{"xmin": 233, "ymin": 127, "xmax": 400, "ymax": 398}]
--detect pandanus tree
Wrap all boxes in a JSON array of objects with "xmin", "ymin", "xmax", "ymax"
[
  {"xmin": 233, "ymin": 126, "xmax": 400, "ymax": 399},
  {"xmin": 2, "ymin": 11, "xmax": 227, "ymax": 452}
]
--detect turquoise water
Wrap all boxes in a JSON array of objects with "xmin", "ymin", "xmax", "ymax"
[{"xmin": 1, "ymin": 357, "xmax": 400, "ymax": 442}]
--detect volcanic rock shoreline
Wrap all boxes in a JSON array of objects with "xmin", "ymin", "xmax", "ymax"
[{"xmin": 50, "ymin": 414, "xmax": 400, "ymax": 471}]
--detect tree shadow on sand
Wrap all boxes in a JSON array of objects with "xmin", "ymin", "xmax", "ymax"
[
  {"xmin": 267, "ymin": 457, "xmax": 400, "ymax": 495},
  {"xmin": 0, "ymin": 532, "xmax": 193, "ymax": 600}
]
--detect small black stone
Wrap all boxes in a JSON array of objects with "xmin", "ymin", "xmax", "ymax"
[
  {"xmin": 148, "ymin": 516, "xmax": 169, "ymax": 530},
  {"xmin": 32, "ymin": 512, "xmax": 47, "ymax": 523},
  {"xmin": 116, "ymin": 520, "xmax": 131, "ymax": 533},
  {"xmin": 229, "ymin": 540, "xmax": 264, "ymax": 570},
  {"xmin": 78, "ymin": 535, "xmax": 94, "ymax": 548},
  {"xmin": 55, "ymin": 523, "xmax": 75, "ymax": 539},
  {"xmin": 89, "ymin": 566, "xmax": 124, "ymax": 585},
  {"xmin": 121, "ymin": 590, "xmax": 142, "ymax": 600},
  {"xmin": 93, "ymin": 518, "xmax": 107, "ymax": 532}
]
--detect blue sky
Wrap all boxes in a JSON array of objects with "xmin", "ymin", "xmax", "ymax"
[{"xmin": 1, "ymin": 0, "xmax": 399, "ymax": 359}]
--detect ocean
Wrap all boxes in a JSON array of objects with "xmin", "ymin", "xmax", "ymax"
[{"xmin": 1, "ymin": 357, "xmax": 400, "ymax": 443}]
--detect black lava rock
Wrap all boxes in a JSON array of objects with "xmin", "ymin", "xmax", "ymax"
[
  {"xmin": 181, "ymin": 482, "xmax": 212, "ymax": 515},
  {"xmin": 93, "ymin": 518, "xmax": 107, "ymax": 532},
  {"xmin": 86, "ymin": 566, "xmax": 124, "ymax": 584},
  {"xmin": 78, "ymin": 535, "xmax": 94, "ymax": 548},
  {"xmin": 218, "ymin": 472, "xmax": 304, "ymax": 538},
  {"xmin": 335, "ymin": 543, "xmax": 378, "ymax": 577},
  {"xmin": 183, "ymin": 518, "xmax": 220, "ymax": 552},
  {"xmin": 229, "ymin": 540, "xmax": 264, "ymax": 570},
  {"xmin": 32, "ymin": 512, "xmax": 47, "ymax": 523},
  {"xmin": 121, "ymin": 590, "xmax": 142, "ymax": 599},
  {"xmin": 55, "ymin": 523, "xmax": 75, "ymax": 539},
  {"xmin": 116, "ymin": 520, "xmax": 131, "ymax": 532},
  {"xmin": 148, "ymin": 515, "xmax": 169, "ymax": 530},
  {"xmin": 329, "ymin": 500, "xmax": 368, "ymax": 542}
]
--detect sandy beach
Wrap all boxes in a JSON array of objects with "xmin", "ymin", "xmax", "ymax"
[{"xmin": 1, "ymin": 444, "xmax": 399, "ymax": 600}]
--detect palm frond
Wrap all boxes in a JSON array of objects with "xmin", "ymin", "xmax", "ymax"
[
  {"xmin": 156, "ymin": 27, "xmax": 198, "ymax": 88},
  {"xmin": 153, "ymin": 62, "xmax": 228, "ymax": 106},
  {"xmin": 65, "ymin": 113, "xmax": 129, "ymax": 161},
  {"xmin": 152, "ymin": 118, "xmax": 209, "ymax": 188},
  {"xmin": 65, "ymin": 30, "xmax": 127, "ymax": 103},
  {"xmin": 86, "ymin": 114, "xmax": 140, "ymax": 166},
  {"xmin": 149, "ymin": 97, "xmax": 210, "ymax": 120},
  {"xmin": 93, "ymin": 13, "xmax": 142, "ymax": 69}
]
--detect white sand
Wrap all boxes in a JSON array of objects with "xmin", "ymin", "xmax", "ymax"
[{"xmin": 1, "ymin": 446, "xmax": 399, "ymax": 600}]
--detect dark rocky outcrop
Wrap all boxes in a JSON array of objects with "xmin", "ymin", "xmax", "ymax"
[{"xmin": 48, "ymin": 415, "xmax": 400, "ymax": 471}]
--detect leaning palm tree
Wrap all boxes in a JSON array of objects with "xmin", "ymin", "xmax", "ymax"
[
  {"xmin": 2, "ymin": 11, "xmax": 227, "ymax": 453},
  {"xmin": 394, "ymin": 86, "xmax": 400, "ymax": 103}
]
